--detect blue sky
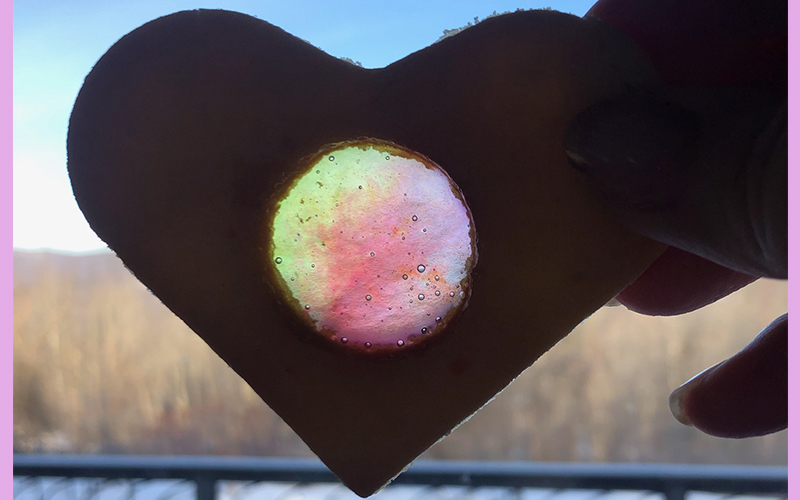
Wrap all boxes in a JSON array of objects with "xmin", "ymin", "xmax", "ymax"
[{"xmin": 13, "ymin": 0, "xmax": 596, "ymax": 252}]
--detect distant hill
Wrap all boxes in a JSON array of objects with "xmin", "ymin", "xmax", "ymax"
[{"xmin": 14, "ymin": 249, "xmax": 121, "ymax": 285}]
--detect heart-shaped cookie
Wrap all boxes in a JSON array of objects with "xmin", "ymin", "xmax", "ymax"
[{"xmin": 68, "ymin": 9, "xmax": 664, "ymax": 496}]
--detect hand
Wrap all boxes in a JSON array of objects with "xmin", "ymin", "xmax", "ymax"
[{"xmin": 566, "ymin": 0, "xmax": 787, "ymax": 438}]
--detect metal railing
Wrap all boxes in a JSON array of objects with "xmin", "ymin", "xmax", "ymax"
[{"xmin": 13, "ymin": 454, "xmax": 788, "ymax": 500}]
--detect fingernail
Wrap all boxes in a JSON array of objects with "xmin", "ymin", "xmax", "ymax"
[
  {"xmin": 565, "ymin": 92, "xmax": 701, "ymax": 208},
  {"xmin": 668, "ymin": 361, "xmax": 725, "ymax": 427},
  {"xmin": 668, "ymin": 385, "xmax": 694, "ymax": 427}
]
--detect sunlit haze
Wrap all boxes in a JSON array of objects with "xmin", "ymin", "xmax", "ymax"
[{"xmin": 13, "ymin": 0, "xmax": 595, "ymax": 253}]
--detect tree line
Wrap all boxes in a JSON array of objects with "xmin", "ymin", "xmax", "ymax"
[{"xmin": 13, "ymin": 250, "xmax": 787, "ymax": 464}]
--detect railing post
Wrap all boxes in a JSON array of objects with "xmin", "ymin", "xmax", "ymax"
[
  {"xmin": 664, "ymin": 485, "xmax": 686, "ymax": 500},
  {"xmin": 196, "ymin": 477, "xmax": 216, "ymax": 500}
]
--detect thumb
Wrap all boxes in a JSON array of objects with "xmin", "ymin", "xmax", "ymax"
[{"xmin": 565, "ymin": 88, "xmax": 787, "ymax": 279}]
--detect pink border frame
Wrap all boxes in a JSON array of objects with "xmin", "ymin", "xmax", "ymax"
[
  {"xmin": 789, "ymin": 0, "xmax": 797, "ymax": 494},
  {"xmin": 3, "ymin": 1, "xmax": 794, "ymax": 496},
  {"xmin": 4, "ymin": 0, "xmax": 12, "ymax": 496}
]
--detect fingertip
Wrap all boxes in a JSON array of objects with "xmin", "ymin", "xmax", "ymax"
[
  {"xmin": 616, "ymin": 247, "xmax": 757, "ymax": 316},
  {"xmin": 669, "ymin": 314, "xmax": 787, "ymax": 438},
  {"xmin": 668, "ymin": 386, "xmax": 693, "ymax": 427}
]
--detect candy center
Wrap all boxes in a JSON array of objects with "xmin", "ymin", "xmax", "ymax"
[{"xmin": 269, "ymin": 140, "xmax": 476, "ymax": 351}]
